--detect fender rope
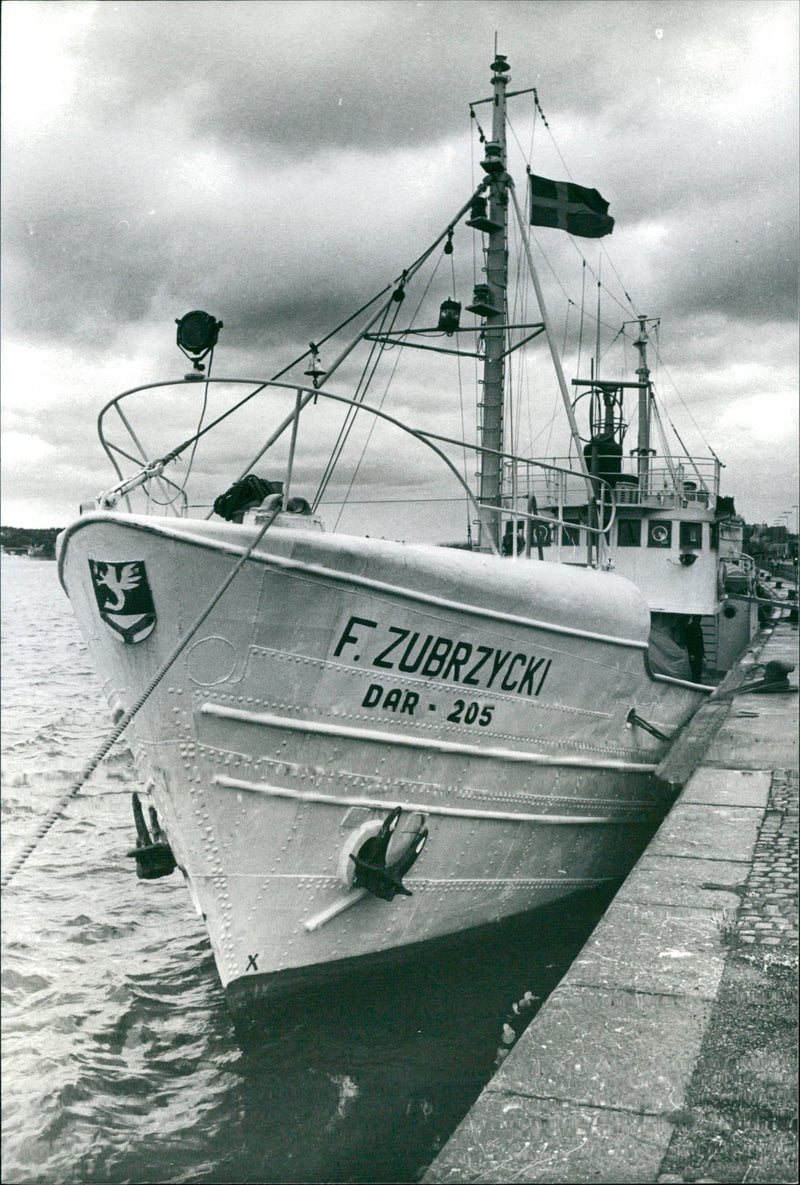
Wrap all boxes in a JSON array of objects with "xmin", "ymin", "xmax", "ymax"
[{"xmin": 1, "ymin": 495, "xmax": 283, "ymax": 892}]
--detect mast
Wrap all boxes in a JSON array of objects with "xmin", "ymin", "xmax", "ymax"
[
  {"xmin": 633, "ymin": 316, "xmax": 654, "ymax": 495},
  {"xmin": 475, "ymin": 54, "xmax": 511, "ymax": 552}
]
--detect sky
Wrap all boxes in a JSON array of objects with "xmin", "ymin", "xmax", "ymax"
[{"xmin": 2, "ymin": 0, "xmax": 798, "ymax": 536}]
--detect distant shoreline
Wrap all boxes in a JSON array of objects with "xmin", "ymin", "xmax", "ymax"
[{"xmin": 1, "ymin": 526, "xmax": 63, "ymax": 559}]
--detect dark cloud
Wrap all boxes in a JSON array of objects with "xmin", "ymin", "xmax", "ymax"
[
  {"xmin": 61, "ymin": 2, "xmax": 602, "ymax": 152},
  {"xmin": 633, "ymin": 191, "xmax": 799, "ymax": 323},
  {"xmin": 71, "ymin": 1, "xmax": 774, "ymax": 160},
  {"xmin": 2, "ymin": 0, "xmax": 797, "ymax": 528}
]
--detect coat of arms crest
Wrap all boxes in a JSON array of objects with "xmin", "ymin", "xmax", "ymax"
[{"xmin": 88, "ymin": 560, "xmax": 156, "ymax": 643}]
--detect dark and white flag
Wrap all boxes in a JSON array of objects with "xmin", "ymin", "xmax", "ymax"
[{"xmin": 529, "ymin": 174, "xmax": 614, "ymax": 238}]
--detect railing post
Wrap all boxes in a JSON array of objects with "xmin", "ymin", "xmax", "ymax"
[{"xmin": 284, "ymin": 388, "xmax": 303, "ymax": 506}]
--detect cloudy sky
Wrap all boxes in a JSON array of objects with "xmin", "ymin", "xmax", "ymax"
[{"xmin": 2, "ymin": 0, "xmax": 798, "ymax": 536}]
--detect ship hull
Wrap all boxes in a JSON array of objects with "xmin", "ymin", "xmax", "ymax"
[{"xmin": 59, "ymin": 512, "xmax": 702, "ymax": 1015}]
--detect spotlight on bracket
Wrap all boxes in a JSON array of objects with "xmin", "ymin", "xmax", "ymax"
[
  {"xmin": 176, "ymin": 310, "xmax": 223, "ymax": 376},
  {"xmin": 437, "ymin": 299, "xmax": 462, "ymax": 335}
]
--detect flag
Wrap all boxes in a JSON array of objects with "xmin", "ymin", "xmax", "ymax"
[{"xmin": 529, "ymin": 173, "xmax": 614, "ymax": 238}]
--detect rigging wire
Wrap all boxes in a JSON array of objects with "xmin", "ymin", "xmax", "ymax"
[
  {"xmin": 313, "ymin": 294, "xmax": 402, "ymax": 511},
  {"xmin": 527, "ymin": 91, "xmax": 537, "ymax": 162},
  {"xmin": 557, "ymin": 223, "xmax": 639, "ymax": 320},
  {"xmin": 598, "ymin": 324, "xmax": 626, "ymax": 364},
  {"xmin": 521, "ymin": 96, "xmax": 540, "ymax": 461},
  {"xmin": 450, "ymin": 239, "xmax": 473, "ymax": 542},
  {"xmin": 511, "ymin": 233, "xmax": 537, "ymax": 463},
  {"xmin": 297, "ymin": 147, "xmax": 493, "ymax": 528},
  {"xmin": 577, "ymin": 259, "xmax": 586, "ymax": 386},
  {"xmin": 136, "ymin": 187, "xmax": 487, "ymax": 518},
  {"xmin": 1, "ymin": 495, "xmax": 284, "ymax": 892},
  {"xmin": 528, "ymin": 92, "xmax": 640, "ymax": 320},
  {"xmin": 532, "ymin": 89, "xmax": 571, "ymax": 177},
  {"xmin": 505, "ymin": 289, "xmax": 515, "ymax": 462},
  {"xmin": 470, "ymin": 117, "xmax": 484, "ymax": 539},
  {"xmin": 525, "ymin": 219, "xmax": 627, "ymax": 334},
  {"xmin": 511, "ymin": 233, "xmax": 526, "ymax": 455},
  {"xmin": 506, "ymin": 114, "xmax": 531, "ymax": 166},
  {"xmin": 598, "ymin": 251, "xmax": 640, "ymax": 318},
  {"xmin": 561, "ymin": 296, "xmax": 571, "ymax": 361},
  {"xmin": 648, "ymin": 336, "xmax": 719, "ymax": 461},
  {"xmin": 161, "ymin": 191, "xmax": 487, "ymax": 485},
  {"xmin": 313, "ymin": 319, "xmax": 389, "ymax": 505},
  {"xmin": 622, "ymin": 327, "xmax": 629, "ymax": 382},
  {"xmin": 149, "ymin": 353, "xmax": 213, "ymax": 507},
  {"xmin": 330, "ymin": 260, "xmax": 442, "ymax": 531},
  {"xmin": 470, "ymin": 94, "xmax": 645, "ymax": 483},
  {"xmin": 651, "ymin": 399, "xmax": 680, "ymax": 476},
  {"xmin": 469, "ymin": 105, "xmax": 488, "ymax": 146},
  {"xmin": 535, "ymin": 296, "xmax": 570, "ymax": 460}
]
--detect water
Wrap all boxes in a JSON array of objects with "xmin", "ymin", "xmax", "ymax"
[{"xmin": 1, "ymin": 554, "xmax": 616, "ymax": 1183}]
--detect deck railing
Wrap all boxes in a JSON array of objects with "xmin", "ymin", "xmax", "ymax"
[
  {"xmin": 508, "ymin": 454, "xmax": 721, "ymax": 510},
  {"xmin": 92, "ymin": 379, "xmax": 619, "ymax": 559}
]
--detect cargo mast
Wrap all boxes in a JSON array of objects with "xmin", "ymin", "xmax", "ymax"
[{"xmin": 475, "ymin": 54, "xmax": 511, "ymax": 553}]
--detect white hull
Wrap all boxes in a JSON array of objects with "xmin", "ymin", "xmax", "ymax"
[{"xmin": 59, "ymin": 513, "xmax": 702, "ymax": 1013}]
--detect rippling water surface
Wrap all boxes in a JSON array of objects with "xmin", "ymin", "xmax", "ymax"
[{"xmin": 2, "ymin": 554, "xmax": 614, "ymax": 1183}]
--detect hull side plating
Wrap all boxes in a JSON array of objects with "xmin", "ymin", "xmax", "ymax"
[{"xmin": 59, "ymin": 513, "xmax": 701, "ymax": 1011}]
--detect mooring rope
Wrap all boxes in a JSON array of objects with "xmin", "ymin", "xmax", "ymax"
[{"xmin": 1, "ymin": 495, "xmax": 283, "ymax": 892}]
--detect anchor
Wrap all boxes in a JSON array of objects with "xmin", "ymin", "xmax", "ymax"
[
  {"xmin": 349, "ymin": 806, "xmax": 428, "ymax": 901},
  {"xmin": 127, "ymin": 792, "xmax": 176, "ymax": 880}
]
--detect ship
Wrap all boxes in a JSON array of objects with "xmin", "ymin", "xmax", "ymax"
[{"xmin": 56, "ymin": 54, "xmax": 758, "ymax": 1017}]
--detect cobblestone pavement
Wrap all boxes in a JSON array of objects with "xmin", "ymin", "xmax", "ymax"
[
  {"xmin": 655, "ymin": 767, "xmax": 798, "ymax": 1184},
  {"xmin": 736, "ymin": 769, "xmax": 799, "ymax": 949}
]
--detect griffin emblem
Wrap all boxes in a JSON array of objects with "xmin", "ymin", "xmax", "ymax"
[{"xmin": 88, "ymin": 560, "xmax": 156, "ymax": 643}]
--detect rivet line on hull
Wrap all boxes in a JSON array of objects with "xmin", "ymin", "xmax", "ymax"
[
  {"xmin": 202, "ymin": 682, "xmax": 657, "ymax": 758},
  {"xmin": 339, "ymin": 772, "xmax": 654, "ymax": 812},
  {"xmin": 188, "ymin": 870, "xmax": 615, "ymax": 889},
  {"xmin": 244, "ymin": 647, "xmax": 615, "ymax": 722},
  {"xmin": 193, "ymin": 744, "xmax": 661, "ymax": 814},
  {"xmin": 212, "ymin": 775, "xmax": 647, "ymax": 824},
  {"xmin": 201, "ymin": 703, "xmax": 658, "ymax": 773}
]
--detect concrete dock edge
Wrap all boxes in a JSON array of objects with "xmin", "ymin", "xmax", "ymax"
[{"xmin": 423, "ymin": 620, "xmax": 798, "ymax": 1184}]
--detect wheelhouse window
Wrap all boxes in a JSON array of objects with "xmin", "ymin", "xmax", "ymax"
[
  {"xmin": 617, "ymin": 519, "xmax": 641, "ymax": 547},
  {"xmin": 680, "ymin": 521, "xmax": 703, "ymax": 549}
]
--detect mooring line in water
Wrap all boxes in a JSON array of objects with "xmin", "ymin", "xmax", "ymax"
[{"xmin": 1, "ymin": 495, "xmax": 283, "ymax": 892}]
